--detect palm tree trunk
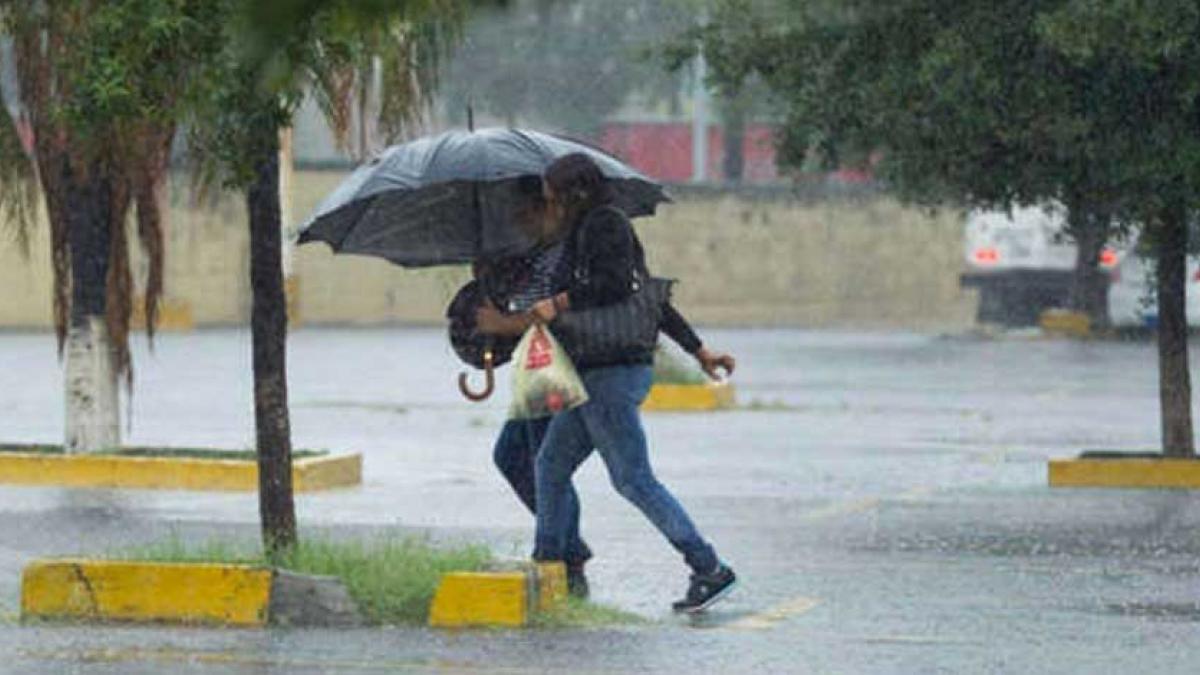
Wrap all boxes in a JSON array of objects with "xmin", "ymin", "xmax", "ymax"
[
  {"xmin": 1156, "ymin": 203, "xmax": 1194, "ymax": 457},
  {"xmin": 247, "ymin": 134, "xmax": 297, "ymax": 557},
  {"xmin": 63, "ymin": 165, "xmax": 119, "ymax": 453}
]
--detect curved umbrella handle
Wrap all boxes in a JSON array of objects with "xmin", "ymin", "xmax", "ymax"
[{"xmin": 458, "ymin": 349, "xmax": 495, "ymax": 402}]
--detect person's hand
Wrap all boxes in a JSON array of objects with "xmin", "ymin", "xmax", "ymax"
[
  {"xmin": 695, "ymin": 347, "xmax": 736, "ymax": 380},
  {"xmin": 530, "ymin": 298, "xmax": 558, "ymax": 323},
  {"xmin": 475, "ymin": 301, "xmax": 509, "ymax": 335}
]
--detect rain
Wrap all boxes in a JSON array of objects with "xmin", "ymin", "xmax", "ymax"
[{"xmin": 1, "ymin": 1, "xmax": 1199, "ymax": 672}]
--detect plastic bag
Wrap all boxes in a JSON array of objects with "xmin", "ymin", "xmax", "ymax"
[{"xmin": 508, "ymin": 324, "xmax": 589, "ymax": 420}]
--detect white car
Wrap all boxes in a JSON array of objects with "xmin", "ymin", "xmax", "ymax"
[
  {"xmin": 960, "ymin": 204, "xmax": 1125, "ymax": 325},
  {"xmin": 1107, "ymin": 249, "xmax": 1200, "ymax": 329}
]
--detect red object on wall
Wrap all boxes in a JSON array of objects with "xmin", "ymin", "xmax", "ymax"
[{"xmin": 596, "ymin": 121, "xmax": 780, "ymax": 184}]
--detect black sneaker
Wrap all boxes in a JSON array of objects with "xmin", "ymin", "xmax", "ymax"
[
  {"xmin": 567, "ymin": 564, "xmax": 590, "ymax": 600},
  {"xmin": 672, "ymin": 564, "xmax": 737, "ymax": 613}
]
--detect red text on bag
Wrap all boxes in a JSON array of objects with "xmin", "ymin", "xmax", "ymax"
[{"xmin": 525, "ymin": 328, "xmax": 553, "ymax": 370}]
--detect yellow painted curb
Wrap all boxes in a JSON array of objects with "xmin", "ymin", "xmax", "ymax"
[
  {"xmin": 1040, "ymin": 310, "xmax": 1091, "ymax": 338},
  {"xmin": 294, "ymin": 453, "xmax": 363, "ymax": 493},
  {"xmin": 0, "ymin": 451, "xmax": 362, "ymax": 492},
  {"xmin": 642, "ymin": 382, "xmax": 736, "ymax": 412},
  {"xmin": 21, "ymin": 560, "xmax": 272, "ymax": 626},
  {"xmin": 1049, "ymin": 458, "xmax": 1200, "ymax": 488},
  {"xmin": 428, "ymin": 562, "xmax": 566, "ymax": 628},
  {"xmin": 534, "ymin": 562, "xmax": 567, "ymax": 612},
  {"xmin": 428, "ymin": 571, "xmax": 529, "ymax": 628}
]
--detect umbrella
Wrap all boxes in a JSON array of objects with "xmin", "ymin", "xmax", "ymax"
[
  {"xmin": 296, "ymin": 127, "xmax": 670, "ymax": 401},
  {"xmin": 296, "ymin": 127, "xmax": 670, "ymax": 267}
]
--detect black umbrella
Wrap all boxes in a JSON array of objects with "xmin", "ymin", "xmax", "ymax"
[{"xmin": 296, "ymin": 127, "xmax": 670, "ymax": 267}]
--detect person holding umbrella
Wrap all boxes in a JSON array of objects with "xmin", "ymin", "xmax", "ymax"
[
  {"xmin": 475, "ymin": 153, "xmax": 737, "ymax": 613},
  {"xmin": 472, "ymin": 178, "xmax": 735, "ymax": 600}
]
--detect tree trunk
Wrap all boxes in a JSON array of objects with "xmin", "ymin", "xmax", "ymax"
[
  {"xmin": 63, "ymin": 167, "xmax": 119, "ymax": 453},
  {"xmin": 1156, "ymin": 205, "xmax": 1194, "ymax": 457},
  {"xmin": 1066, "ymin": 211, "xmax": 1111, "ymax": 329},
  {"xmin": 247, "ymin": 138, "xmax": 297, "ymax": 557}
]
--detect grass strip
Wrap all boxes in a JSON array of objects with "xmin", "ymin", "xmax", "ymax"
[
  {"xmin": 532, "ymin": 597, "xmax": 647, "ymax": 629},
  {"xmin": 117, "ymin": 536, "xmax": 492, "ymax": 625},
  {"xmin": 276, "ymin": 538, "xmax": 492, "ymax": 625}
]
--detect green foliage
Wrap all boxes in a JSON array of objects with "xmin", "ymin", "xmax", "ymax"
[
  {"xmin": 188, "ymin": 0, "xmax": 472, "ymax": 189},
  {"xmin": 277, "ymin": 537, "xmax": 492, "ymax": 625},
  {"xmin": 532, "ymin": 597, "xmax": 646, "ymax": 628},
  {"xmin": 120, "ymin": 535, "xmax": 494, "ymax": 625},
  {"xmin": 441, "ymin": 0, "xmax": 696, "ymax": 134}
]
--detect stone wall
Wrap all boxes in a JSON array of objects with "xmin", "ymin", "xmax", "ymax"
[{"xmin": 0, "ymin": 171, "xmax": 977, "ymax": 330}]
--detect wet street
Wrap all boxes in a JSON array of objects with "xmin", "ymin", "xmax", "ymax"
[{"xmin": 1, "ymin": 327, "xmax": 1199, "ymax": 673}]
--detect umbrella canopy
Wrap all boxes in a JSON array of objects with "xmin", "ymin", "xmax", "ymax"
[{"xmin": 297, "ymin": 127, "xmax": 670, "ymax": 267}]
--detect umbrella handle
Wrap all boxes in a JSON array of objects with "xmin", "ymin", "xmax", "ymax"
[{"xmin": 458, "ymin": 349, "xmax": 495, "ymax": 402}]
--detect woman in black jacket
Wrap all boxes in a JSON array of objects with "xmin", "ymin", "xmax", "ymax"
[
  {"xmin": 474, "ymin": 175, "xmax": 735, "ymax": 605},
  {"xmin": 521, "ymin": 153, "xmax": 736, "ymax": 612}
]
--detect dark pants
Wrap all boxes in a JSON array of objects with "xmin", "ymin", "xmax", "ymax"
[{"xmin": 493, "ymin": 417, "xmax": 592, "ymax": 566}]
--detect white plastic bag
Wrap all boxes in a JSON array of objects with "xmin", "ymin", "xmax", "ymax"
[{"xmin": 508, "ymin": 324, "xmax": 589, "ymax": 420}]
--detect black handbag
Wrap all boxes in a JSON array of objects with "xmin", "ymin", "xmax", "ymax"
[
  {"xmin": 551, "ymin": 206, "xmax": 673, "ymax": 364},
  {"xmin": 552, "ymin": 275, "xmax": 673, "ymax": 365}
]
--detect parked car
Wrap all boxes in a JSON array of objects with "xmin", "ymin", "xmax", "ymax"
[
  {"xmin": 960, "ymin": 204, "xmax": 1125, "ymax": 326},
  {"xmin": 1108, "ymin": 246, "xmax": 1200, "ymax": 329}
]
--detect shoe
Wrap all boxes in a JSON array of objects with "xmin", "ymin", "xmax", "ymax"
[
  {"xmin": 672, "ymin": 564, "xmax": 737, "ymax": 613},
  {"xmin": 566, "ymin": 564, "xmax": 589, "ymax": 600}
]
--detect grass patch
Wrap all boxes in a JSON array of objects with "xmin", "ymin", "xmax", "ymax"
[
  {"xmin": 118, "ymin": 535, "xmax": 492, "ymax": 625},
  {"xmin": 277, "ymin": 538, "xmax": 492, "ymax": 625},
  {"xmin": 652, "ymin": 346, "xmax": 708, "ymax": 386},
  {"xmin": 0, "ymin": 444, "xmax": 327, "ymax": 461},
  {"xmin": 532, "ymin": 597, "xmax": 647, "ymax": 629}
]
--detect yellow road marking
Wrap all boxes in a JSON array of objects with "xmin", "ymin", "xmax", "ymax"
[
  {"xmin": 723, "ymin": 596, "xmax": 821, "ymax": 631},
  {"xmin": 720, "ymin": 486, "xmax": 933, "ymax": 632}
]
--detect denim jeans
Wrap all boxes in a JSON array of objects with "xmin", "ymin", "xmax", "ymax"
[
  {"xmin": 533, "ymin": 365, "xmax": 719, "ymax": 574},
  {"xmin": 493, "ymin": 418, "xmax": 592, "ymax": 566}
]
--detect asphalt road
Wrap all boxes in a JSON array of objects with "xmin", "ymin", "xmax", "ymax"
[{"xmin": 0, "ymin": 327, "xmax": 1198, "ymax": 674}]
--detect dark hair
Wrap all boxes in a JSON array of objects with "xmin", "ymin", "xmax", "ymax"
[{"xmin": 543, "ymin": 153, "xmax": 615, "ymax": 228}]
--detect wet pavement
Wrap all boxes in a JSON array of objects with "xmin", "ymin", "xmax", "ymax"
[{"xmin": 1, "ymin": 327, "xmax": 1199, "ymax": 673}]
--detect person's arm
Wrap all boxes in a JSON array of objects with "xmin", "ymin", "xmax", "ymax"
[
  {"xmin": 475, "ymin": 300, "xmax": 535, "ymax": 337},
  {"xmin": 661, "ymin": 303, "xmax": 702, "ymax": 354},
  {"xmin": 659, "ymin": 302, "xmax": 736, "ymax": 380}
]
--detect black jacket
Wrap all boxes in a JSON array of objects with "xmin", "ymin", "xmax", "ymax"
[{"xmin": 555, "ymin": 205, "xmax": 701, "ymax": 369}]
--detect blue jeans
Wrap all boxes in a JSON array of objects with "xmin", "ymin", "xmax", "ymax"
[
  {"xmin": 533, "ymin": 365, "xmax": 719, "ymax": 574},
  {"xmin": 493, "ymin": 418, "xmax": 592, "ymax": 566}
]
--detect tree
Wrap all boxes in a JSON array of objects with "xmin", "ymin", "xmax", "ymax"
[
  {"xmin": 0, "ymin": 0, "xmax": 221, "ymax": 452},
  {"xmin": 188, "ymin": 0, "xmax": 479, "ymax": 557},
  {"xmin": 693, "ymin": 0, "xmax": 1200, "ymax": 455},
  {"xmin": 441, "ymin": 0, "xmax": 695, "ymax": 135},
  {"xmin": 1037, "ymin": 0, "xmax": 1200, "ymax": 456},
  {"xmin": 688, "ymin": 0, "xmax": 1125, "ymax": 323}
]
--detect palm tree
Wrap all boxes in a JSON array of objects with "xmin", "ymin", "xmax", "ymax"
[
  {"xmin": 189, "ymin": 0, "xmax": 474, "ymax": 557},
  {"xmin": 0, "ymin": 1, "xmax": 221, "ymax": 453}
]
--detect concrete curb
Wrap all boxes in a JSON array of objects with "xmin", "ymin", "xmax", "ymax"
[
  {"xmin": 642, "ymin": 382, "xmax": 736, "ymax": 412},
  {"xmin": 428, "ymin": 561, "xmax": 566, "ymax": 628},
  {"xmin": 20, "ymin": 560, "xmax": 362, "ymax": 627},
  {"xmin": 1049, "ymin": 456, "xmax": 1200, "ymax": 489},
  {"xmin": 0, "ymin": 451, "xmax": 361, "ymax": 492}
]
